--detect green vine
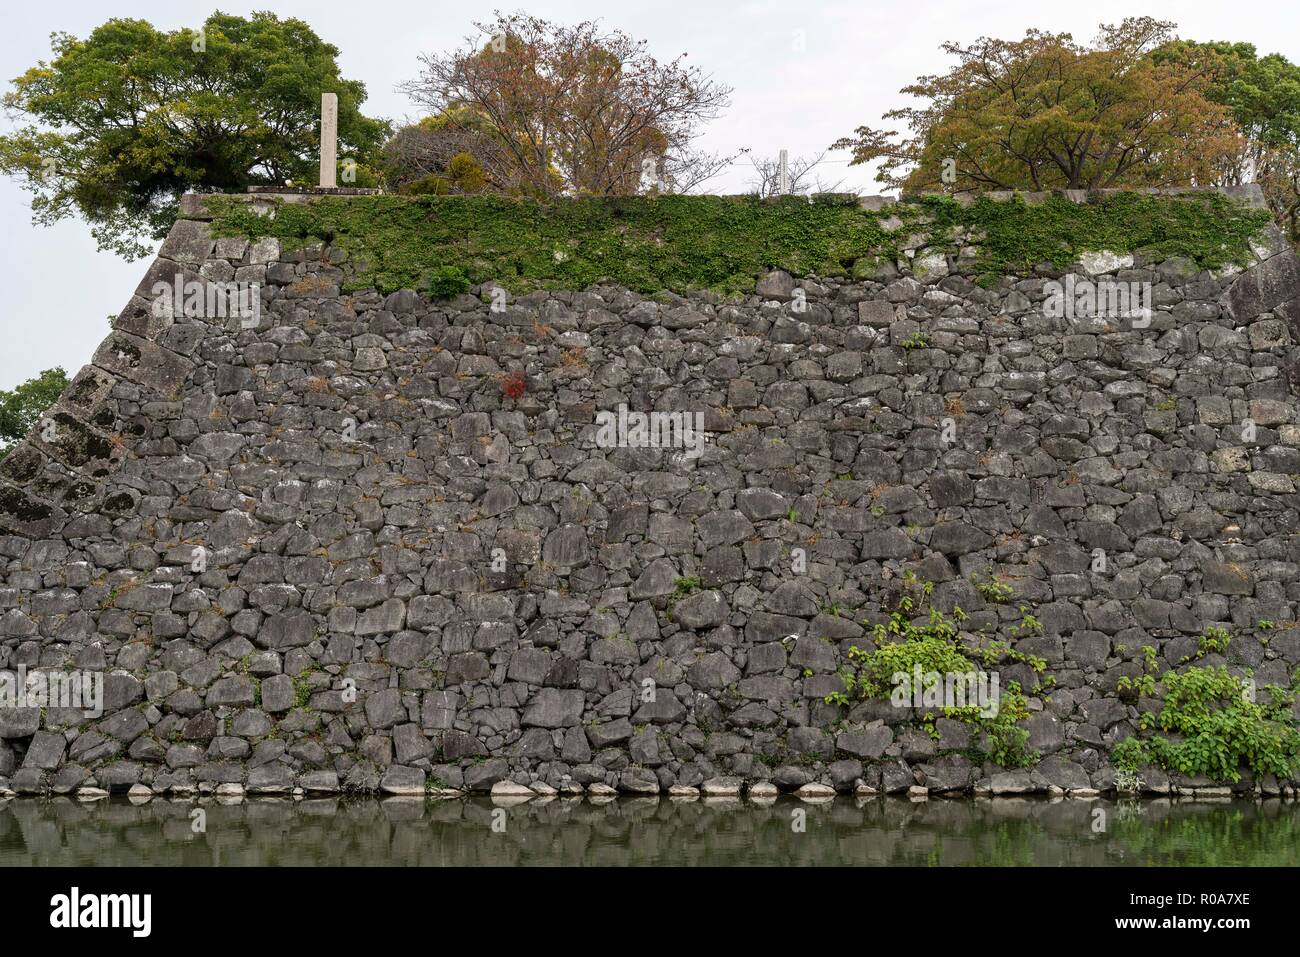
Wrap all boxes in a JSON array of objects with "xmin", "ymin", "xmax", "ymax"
[
  {"xmin": 1113, "ymin": 631, "xmax": 1300, "ymax": 784},
  {"xmin": 205, "ymin": 190, "xmax": 1270, "ymax": 298},
  {"xmin": 826, "ymin": 572, "xmax": 1039, "ymax": 768}
]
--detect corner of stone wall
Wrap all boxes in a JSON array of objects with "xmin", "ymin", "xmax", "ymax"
[
  {"xmin": 1222, "ymin": 232, "xmax": 1300, "ymax": 395},
  {"xmin": 0, "ymin": 215, "xmax": 211, "ymax": 541}
]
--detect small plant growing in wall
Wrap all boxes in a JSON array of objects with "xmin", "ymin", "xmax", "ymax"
[
  {"xmin": 1176, "ymin": 626, "xmax": 1233, "ymax": 665},
  {"xmin": 669, "ymin": 575, "xmax": 702, "ymax": 602},
  {"xmin": 972, "ymin": 572, "xmax": 1014, "ymax": 604},
  {"xmin": 1113, "ymin": 766, "xmax": 1145, "ymax": 794},
  {"xmin": 501, "ymin": 371, "xmax": 527, "ymax": 399},
  {"xmin": 1198, "ymin": 626, "xmax": 1231, "ymax": 656},
  {"xmin": 1112, "ymin": 630, "xmax": 1300, "ymax": 784},
  {"xmin": 1116, "ymin": 673, "xmax": 1156, "ymax": 698},
  {"xmin": 663, "ymin": 575, "xmax": 703, "ymax": 620},
  {"xmin": 1009, "ymin": 607, "xmax": 1042, "ymax": 637},
  {"xmin": 826, "ymin": 572, "xmax": 1039, "ymax": 769}
]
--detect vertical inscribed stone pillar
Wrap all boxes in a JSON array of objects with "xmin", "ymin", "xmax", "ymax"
[{"xmin": 320, "ymin": 92, "xmax": 338, "ymax": 188}]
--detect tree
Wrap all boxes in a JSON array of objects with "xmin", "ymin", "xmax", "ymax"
[
  {"xmin": 399, "ymin": 13, "xmax": 732, "ymax": 197},
  {"xmin": 381, "ymin": 111, "xmax": 506, "ymax": 195},
  {"xmin": 0, "ymin": 12, "xmax": 390, "ymax": 259},
  {"xmin": 0, "ymin": 368, "xmax": 68, "ymax": 461},
  {"xmin": 741, "ymin": 150, "xmax": 844, "ymax": 198},
  {"xmin": 833, "ymin": 17, "xmax": 1243, "ymax": 193},
  {"xmin": 1155, "ymin": 41, "xmax": 1300, "ymax": 240}
]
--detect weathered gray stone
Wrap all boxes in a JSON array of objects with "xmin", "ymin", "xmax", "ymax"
[
  {"xmin": 0, "ymin": 194, "xmax": 1292, "ymax": 797},
  {"xmin": 837, "ymin": 723, "xmax": 892, "ymax": 759},
  {"xmin": 365, "ymin": 689, "xmax": 406, "ymax": 730},
  {"xmin": 673, "ymin": 590, "xmax": 729, "ymax": 629},
  {"xmin": 1227, "ymin": 250, "xmax": 1300, "ymax": 320},
  {"xmin": 379, "ymin": 765, "xmax": 426, "ymax": 795},
  {"xmin": 521, "ymin": 689, "xmax": 584, "ymax": 728},
  {"xmin": 21, "ymin": 731, "xmax": 66, "ymax": 770}
]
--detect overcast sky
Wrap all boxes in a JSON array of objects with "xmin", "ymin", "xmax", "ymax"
[{"xmin": 3, "ymin": 0, "xmax": 1299, "ymax": 388}]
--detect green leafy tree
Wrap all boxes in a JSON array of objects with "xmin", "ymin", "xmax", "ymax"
[
  {"xmin": 833, "ymin": 17, "xmax": 1242, "ymax": 193},
  {"xmin": 0, "ymin": 12, "xmax": 389, "ymax": 259},
  {"xmin": 1155, "ymin": 40, "xmax": 1300, "ymax": 240},
  {"xmin": 0, "ymin": 368, "xmax": 68, "ymax": 461}
]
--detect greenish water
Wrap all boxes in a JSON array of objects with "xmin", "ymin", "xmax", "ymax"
[{"xmin": 1, "ymin": 796, "xmax": 1296, "ymax": 866}]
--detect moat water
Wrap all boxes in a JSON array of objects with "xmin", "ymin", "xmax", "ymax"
[{"xmin": 2, "ymin": 795, "xmax": 1296, "ymax": 866}]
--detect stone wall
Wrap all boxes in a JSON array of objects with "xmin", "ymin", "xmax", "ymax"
[{"xmin": 2, "ymin": 188, "xmax": 1300, "ymax": 799}]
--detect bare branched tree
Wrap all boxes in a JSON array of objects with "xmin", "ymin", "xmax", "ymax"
[
  {"xmin": 657, "ymin": 148, "xmax": 742, "ymax": 194},
  {"xmin": 399, "ymin": 12, "xmax": 732, "ymax": 198},
  {"xmin": 381, "ymin": 112, "xmax": 517, "ymax": 193},
  {"xmin": 741, "ymin": 150, "xmax": 845, "ymax": 197}
]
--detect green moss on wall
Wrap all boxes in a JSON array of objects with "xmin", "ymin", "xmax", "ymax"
[
  {"xmin": 206, "ymin": 191, "xmax": 1272, "ymax": 297},
  {"xmin": 918, "ymin": 193, "xmax": 1272, "ymax": 283}
]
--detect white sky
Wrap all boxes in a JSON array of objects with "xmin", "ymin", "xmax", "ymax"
[{"xmin": 3, "ymin": 0, "xmax": 1299, "ymax": 387}]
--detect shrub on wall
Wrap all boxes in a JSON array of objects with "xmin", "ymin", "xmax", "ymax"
[{"xmin": 827, "ymin": 574, "xmax": 1038, "ymax": 769}]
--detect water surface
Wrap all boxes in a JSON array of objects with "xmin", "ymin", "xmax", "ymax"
[{"xmin": 2, "ymin": 796, "xmax": 1296, "ymax": 866}]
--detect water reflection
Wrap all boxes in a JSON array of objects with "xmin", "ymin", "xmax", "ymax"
[{"xmin": 1, "ymin": 795, "xmax": 1296, "ymax": 867}]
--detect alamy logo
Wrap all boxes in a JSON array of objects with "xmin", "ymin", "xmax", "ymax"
[
  {"xmin": 49, "ymin": 887, "xmax": 151, "ymax": 937},
  {"xmin": 152, "ymin": 275, "xmax": 261, "ymax": 327},
  {"xmin": 891, "ymin": 665, "xmax": 1000, "ymax": 718},
  {"xmin": 1043, "ymin": 274, "xmax": 1151, "ymax": 327},
  {"xmin": 0, "ymin": 665, "xmax": 103, "ymax": 718},
  {"xmin": 594, "ymin": 403, "xmax": 706, "ymax": 459}
]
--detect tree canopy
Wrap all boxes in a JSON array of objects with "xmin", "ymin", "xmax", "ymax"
[
  {"xmin": 0, "ymin": 12, "xmax": 389, "ymax": 259},
  {"xmin": 1155, "ymin": 40, "xmax": 1300, "ymax": 239},
  {"xmin": 833, "ymin": 17, "xmax": 1243, "ymax": 193},
  {"xmin": 399, "ymin": 13, "xmax": 732, "ymax": 198},
  {"xmin": 0, "ymin": 368, "xmax": 67, "ymax": 461},
  {"xmin": 381, "ymin": 109, "xmax": 508, "ymax": 196}
]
